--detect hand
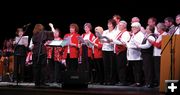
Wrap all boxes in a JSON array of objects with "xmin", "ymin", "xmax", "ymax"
[
  {"xmin": 147, "ymin": 39, "xmax": 154, "ymax": 44},
  {"xmin": 49, "ymin": 23, "xmax": 53, "ymax": 27},
  {"xmin": 69, "ymin": 43, "xmax": 76, "ymax": 47},
  {"xmin": 134, "ymin": 42, "xmax": 140, "ymax": 48},
  {"xmin": 44, "ymin": 40, "xmax": 51, "ymax": 46},
  {"xmin": 109, "ymin": 39, "xmax": 113, "ymax": 42},
  {"xmin": 78, "ymin": 44, "xmax": 81, "ymax": 48},
  {"xmin": 100, "ymin": 39, "xmax": 109, "ymax": 43},
  {"xmin": 62, "ymin": 59, "xmax": 66, "ymax": 67},
  {"xmin": 93, "ymin": 43, "xmax": 98, "ymax": 47}
]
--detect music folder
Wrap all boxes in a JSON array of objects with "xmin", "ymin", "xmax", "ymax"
[
  {"xmin": 48, "ymin": 37, "xmax": 71, "ymax": 47},
  {"xmin": 48, "ymin": 40, "xmax": 63, "ymax": 47}
]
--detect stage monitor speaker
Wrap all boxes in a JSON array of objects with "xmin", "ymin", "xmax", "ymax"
[{"xmin": 62, "ymin": 71, "xmax": 89, "ymax": 89}]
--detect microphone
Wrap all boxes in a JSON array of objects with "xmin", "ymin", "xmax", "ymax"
[{"xmin": 23, "ymin": 23, "xmax": 31, "ymax": 27}]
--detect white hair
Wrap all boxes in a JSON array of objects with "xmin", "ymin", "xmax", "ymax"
[
  {"xmin": 120, "ymin": 20, "xmax": 127, "ymax": 27},
  {"xmin": 131, "ymin": 22, "xmax": 141, "ymax": 28}
]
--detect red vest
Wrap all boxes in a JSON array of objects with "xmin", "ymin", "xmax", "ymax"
[
  {"xmin": 115, "ymin": 31, "xmax": 127, "ymax": 55},
  {"xmin": 80, "ymin": 32, "xmax": 95, "ymax": 58},
  {"xmin": 63, "ymin": 33, "xmax": 80, "ymax": 59}
]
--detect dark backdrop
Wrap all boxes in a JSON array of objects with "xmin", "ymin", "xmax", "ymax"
[{"xmin": 0, "ymin": 0, "xmax": 179, "ymax": 49}]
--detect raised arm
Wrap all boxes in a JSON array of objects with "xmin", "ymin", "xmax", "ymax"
[{"xmin": 49, "ymin": 23, "xmax": 56, "ymax": 33}]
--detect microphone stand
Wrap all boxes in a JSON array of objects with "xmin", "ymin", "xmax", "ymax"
[
  {"xmin": 14, "ymin": 24, "xmax": 30, "ymax": 86},
  {"xmin": 161, "ymin": 26, "xmax": 178, "ymax": 80}
]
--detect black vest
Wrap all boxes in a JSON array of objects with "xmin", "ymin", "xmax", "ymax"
[{"xmin": 141, "ymin": 33, "xmax": 155, "ymax": 54}]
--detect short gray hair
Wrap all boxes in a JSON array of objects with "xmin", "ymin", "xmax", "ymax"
[
  {"xmin": 84, "ymin": 23, "xmax": 92, "ymax": 30},
  {"xmin": 131, "ymin": 22, "xmax": 141, "ymax": 28},
  {"xmin": 157, "ymin": 22, "xmax": 167, "ymax": 31},
  {"xmin": 120, "ymin": 20, "xmax": 127, "ymax": 27}
]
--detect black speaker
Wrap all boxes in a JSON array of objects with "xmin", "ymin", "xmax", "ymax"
[{"xmin": 62, "ymin": 71, "xmax": 89, "ymax": 89}]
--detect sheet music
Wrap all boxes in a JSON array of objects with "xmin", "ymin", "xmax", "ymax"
[
  {"xmin": 15, "ymin": 36, "xmax": 28, "ymax": 46},
  {"xmin": 48, "ymin": 37, "xmax": 71, "ymax": 47},
  {"xmin": 77, "ymin": 36, "xmax": 85, "ymax": 43},
  {"xmin": 96, "ymin": 32, "xmax": 110, "ymax": 42},
  {"xmin": 77, "ymin": 36, "xmax": 94, "ymax": 48},
  {"xmin": 85, "ymin": 40, "xmax": 94, "ymax": 48},
  {"xmin": 61, "ymin": 36, "xmax": 71, "ymax": 47},
  {"xmin": 48, "ymin": 40, "xmax": 63, "ymax": 46},
  {"xmin": 96, "ymin": 32, "xmax": 103, "ymax": 39}
]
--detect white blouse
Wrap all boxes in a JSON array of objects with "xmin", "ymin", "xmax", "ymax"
[
  {"xmin": 102, "ymin": 29, "xmax": 117, "ymax": 51},
  {"xmin": 126, "ymin": 31, "xmax": 144, "ymax": 60}
]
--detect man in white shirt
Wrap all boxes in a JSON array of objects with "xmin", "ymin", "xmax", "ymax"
[
  {"xmin": 111, "ymin": 21, "xmax": 130, "ymax": 86},
  {"xmin": 164, "ymin": 17, "xmax": 176, "ymax": 35},
  {"xmin": 113, "ymin": 14, "xmax": 121, "ymax": 31}
]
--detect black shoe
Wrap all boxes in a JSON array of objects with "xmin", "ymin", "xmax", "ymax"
[
  {"xmin": 153, "ymin": 83, "xmax": 159, "ymax": 87},
  {"xmin": 144, "ymin": 84, "xmax": 153, "ymax": 88},
  {"xmin": 108, "ymin": 82, "xmax": 115, "ymax": 85},
  {"xmin": 35, "ymin": 83, "xmax": 41, "ymax": 88},
  {"xmin": 100, "ymin": 82, "xmax": 104, "ymax": 85},
  {"xmin": 131, "ymin": 83, "xmax": 141, "ymax": 87},
  {"xmin": 116, "ymin": 82, "xmax": 127, "ymax": 86},
  {"xmin": 40, "ymin": 83, "xmax": 49, "ymax": 87}
]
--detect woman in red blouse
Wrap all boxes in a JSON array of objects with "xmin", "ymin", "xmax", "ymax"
[
  {"xmin": 93, "ymin": 26, "xmax": 104, "ymax": 84},
  {"xmin": 46, "ymin": 23, "xmax": 65, "ymax": 83},
  {"xmin": 62, "ymin": 23, "xmax": 80, "ymax": 71}
]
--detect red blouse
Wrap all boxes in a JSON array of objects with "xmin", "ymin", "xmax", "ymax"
[
  {"xmin": 46, "ymin": 38, "xmax": 63, "ymax": 61},
  {"xmin": 63, "ymin": 33, "xmax": 80, "ymax": 59},
  {"xmin": 80, "ymin": 32, "xmax": 95, "ymax": 59}
]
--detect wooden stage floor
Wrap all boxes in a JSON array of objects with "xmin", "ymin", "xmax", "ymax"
[{"xmin": 0, "ymin": 82, "xmax": 165, "ymax": 95}]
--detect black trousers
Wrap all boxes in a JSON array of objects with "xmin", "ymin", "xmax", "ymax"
[
  {"xmin": 54, "ymin": 61, "xmax": 65, "ymax": 83},
  {"xmin": 24, "ymin": 64, "xmax": 33, "ymax": 82},
  {"xmin": 87, "ymin": 57, "xmax": 95, "ymax": 83},
  {"xmin": 80, "ymin": 44, "xmax": 88, "ymax": 71},
  {"xmin": 116, "ymin": 51, "xmax": 127, "ymax": 83},
  {"xmin": 126, "ymin": 61, "xmax": 134, "ymax": 84},
  {"xmin": 66, "ymin": 54, "xmax": 78, "ymax": 71},
  {"xmin": 47, "ymin": 59, "xmax": 54, "ymax": 82},
  {"xmin": 33, "ymin": 54, "xmax": 47, "ymax": 86},
  {"xmin": 129, "ymin": 60, "xmax": 143, "ymax": 84},
  {"xmin": 142, "ymin": 53, "xmax": 154, "ymax": 84},
  {"xmin": 103, "ymin": 51, "xmax": 116, "ymax": 84},
  {"xmin": 154, "ymin": 56, "xmax": 160, "ymax": 85},
  {"xmin": 14, "ymin": 55, "xmax": 26, "ymax": 82},
  {"xmin": 94, "ymin": 58, "xmax": 104, "ymax": 83}
]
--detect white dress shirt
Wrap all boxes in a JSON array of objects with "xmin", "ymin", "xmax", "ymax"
[
  {"xmin": 29, "ymin": 38, "xmax": 33, "ymax": 50},
  {"xmin": 138, "ymin": 34, "xmax": 155, "ymax": 49},
  {"xmin": 174, "ymin": 26, "xmax": 180, "ymax": 35},
  {"xmin": 112, "ymin": 31, "xmax": 130, "ymax": 53}
]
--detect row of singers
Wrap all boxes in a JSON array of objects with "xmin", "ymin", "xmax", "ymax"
[{"xmin": 9, "ymin": 14, "xmax": 180, "ymax": 87}]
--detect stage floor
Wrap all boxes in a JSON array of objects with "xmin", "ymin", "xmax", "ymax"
[{"xmin": 0, "ymin": 82, "xmax": 164, "ymax": 95}]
